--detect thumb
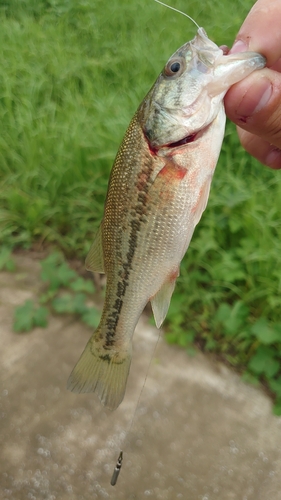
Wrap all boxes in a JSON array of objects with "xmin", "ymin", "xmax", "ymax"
[{"xmin": 224, "ymin": 68, "xmax": 281, "ymax": 168}]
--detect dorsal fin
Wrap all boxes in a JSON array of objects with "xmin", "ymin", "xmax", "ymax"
[{"xmin": 85, "ymin": 225, "xmax": 105, "ymax": 274}]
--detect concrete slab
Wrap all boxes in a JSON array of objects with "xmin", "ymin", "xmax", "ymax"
[{"xmin": 0, "ymin": 254, "xmax": 281, "ymax": 499}]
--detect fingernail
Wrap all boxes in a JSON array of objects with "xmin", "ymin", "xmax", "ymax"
[
  {"xmin": 266, "ymin": 147, "xmax": 281, "ymax": 169},
  {"xmin": 236, "ymin": 77, "xmax": 272, "ymax": 117},
  {"xmin": 220, "ymin": 45, "xmax": 229, "ymax": 55},
  {"xmin": 230, "ymin": 39, "xmax": 248, "ymax": 54}
]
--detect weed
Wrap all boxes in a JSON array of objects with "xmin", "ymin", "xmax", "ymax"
[
  {"xmin": 13, "ymin": 252, "xmax": 100, "ymax": 333},
  {"xmin": 0, "ymin": 247, "xmax": 16, "ymax": 271},
  {"xmin": 14, "ymin": 300, "xmax": 48, "ymax": 332}
]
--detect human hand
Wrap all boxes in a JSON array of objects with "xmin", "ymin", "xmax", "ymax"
[{"xmin": 224, "ymin": 0, "xmax": 281, "ymax": 169}]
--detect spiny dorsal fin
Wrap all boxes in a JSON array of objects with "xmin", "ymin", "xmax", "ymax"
[{"xmin": 85, "ymin": 225, "xmax": 105, "ymax": 274}]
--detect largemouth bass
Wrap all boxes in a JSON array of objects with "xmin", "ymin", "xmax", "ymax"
[{"xmin": 68, "ymin": 28, "xmax": 265, "ymax": 410}]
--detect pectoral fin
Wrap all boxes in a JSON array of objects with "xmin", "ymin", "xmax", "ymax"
[
  {"xmin": 193, "ymin": 179, "xmax": 211, "ymax": 227},
  {"xmin": 85, "ymin": 225, "xmax": 105, "ymax": 274},
  {"xmin": 150, "ymin": 270, "xmax": 179, "ymax": 328}
]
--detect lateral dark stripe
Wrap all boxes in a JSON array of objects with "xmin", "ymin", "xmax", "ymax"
[{"xmin": 104, "ymin": 156, "xmax": 153, "ymax": 348}]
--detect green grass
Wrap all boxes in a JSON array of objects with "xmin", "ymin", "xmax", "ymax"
[
  {"xmin": 2, "ymin": 0, "xmax": 281, "ymax": 411},
  {"xmin": 0, "ymin": 0, "xmax": 255, "ymax": 252},
  {"xmin": 13, "ymin": 251, "xmax": 100, "ymax": 332}
]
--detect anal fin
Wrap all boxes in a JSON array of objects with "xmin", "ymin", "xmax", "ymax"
[
  {"xmin": 85, "ymin": 224, "xmax": 105, "ymax": 274},
  {"xmin": 150, "ymin": 269, "xmax": 179, "ymax": 328}
]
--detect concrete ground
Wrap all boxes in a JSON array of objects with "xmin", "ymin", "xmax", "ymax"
[{"xmin": 1, "ymin": 254, "xmax": 281, "ymax": 500}]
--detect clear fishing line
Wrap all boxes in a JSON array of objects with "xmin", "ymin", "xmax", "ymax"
[
  {"xmin": 110, "ymin": 1, "xmax": 199, "ymax": 486},
  {"xmin": 154, "ymin": 0, "xmax": 200, "ymax": 29},
  {"xmin": 110, "ymin": 326, "xmax": 161, "ymax": 486}
]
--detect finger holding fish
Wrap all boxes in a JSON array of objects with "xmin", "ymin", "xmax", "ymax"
[
  {"xmin": 229, "ymin": 0, "xmax": 281, "ymax": 67},
  {"xmin": 224, "ymin": 0, "xmax": 281, "ymax": 168}
]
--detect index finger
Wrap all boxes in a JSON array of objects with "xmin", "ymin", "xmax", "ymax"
[{"xmin": 231, "ymin": 0, "xmax": 281, "ymax": 67}]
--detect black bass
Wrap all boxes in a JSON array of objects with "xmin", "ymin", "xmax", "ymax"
[{"xmin": 68, "ymin": 28, "xmax": 265, "ymax": 410}]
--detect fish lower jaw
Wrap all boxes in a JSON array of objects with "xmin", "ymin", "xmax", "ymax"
[
  {"xmin": 157, "ymin": 120, "xmax": 215, "ymax": 155},
  {"xmin": 167, "ymin": 132, "xmax": 197, "ymax": 148},
  {"xmin": 145, "ymin": 117, "xmax": 214, "ymax": 156}
]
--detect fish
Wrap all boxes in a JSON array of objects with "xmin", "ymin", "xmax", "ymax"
[{"xmin": 67, "ymin": 27, "xmax": 265, "ymax": 410}]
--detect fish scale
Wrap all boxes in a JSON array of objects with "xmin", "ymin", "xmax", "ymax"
[{"xmin": 67, "ymin": 28, "xmax": 265, "ymax": 410}]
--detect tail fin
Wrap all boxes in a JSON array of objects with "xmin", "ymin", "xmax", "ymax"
[{"xmin": 67, "ymin": 334, "xmax": 132, "ymax": 411}]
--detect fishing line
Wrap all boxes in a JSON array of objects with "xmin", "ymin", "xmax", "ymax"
[
  {"xmin": 154, "ymin": 0, "xmax": 200, "ymax": 30},
  {"xmin": 110, "ymin": 0, "xmax": 199, "ymax": 485},
  {"xmin": 110, "ymin": 326, "xmax": 161, "ymax": 486}
]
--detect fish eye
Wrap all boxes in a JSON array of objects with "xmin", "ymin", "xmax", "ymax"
[
  {"xmin": 170, "ymin": 62, "xmax": 181, "ymax": 72},
  {"xmin": 164, "ymin": 57, "xmax": 185, "ymax": 77}
]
